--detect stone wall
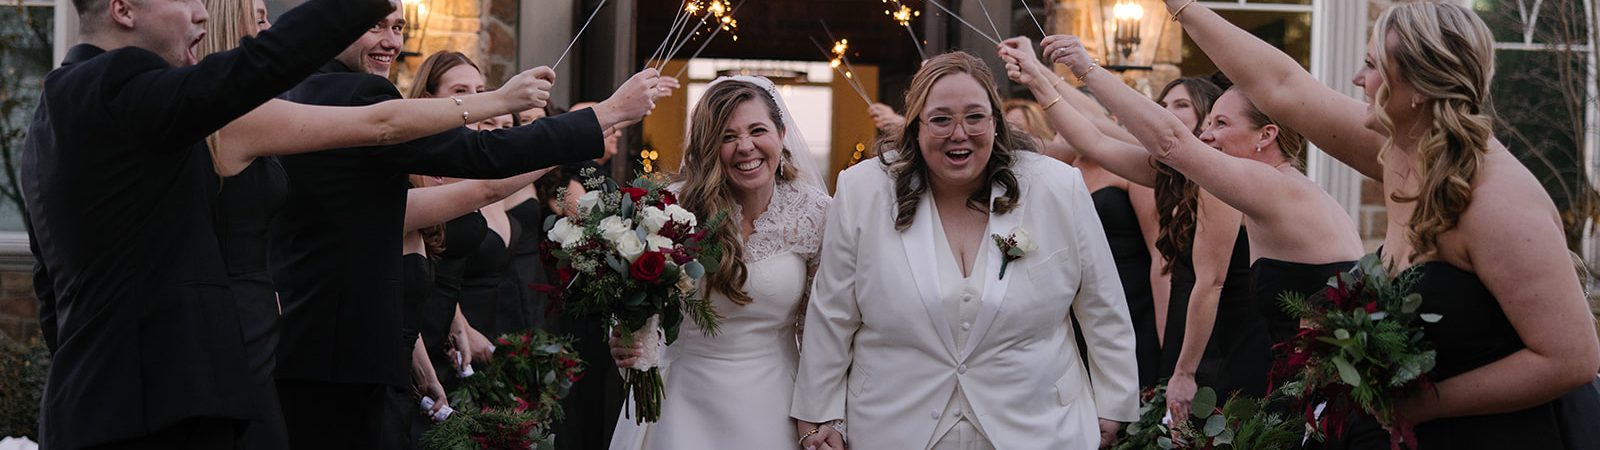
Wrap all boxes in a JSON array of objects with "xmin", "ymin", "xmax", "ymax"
[{"xmin": 392, "ymin": 0, "xmax": 520, "ymax": 94}]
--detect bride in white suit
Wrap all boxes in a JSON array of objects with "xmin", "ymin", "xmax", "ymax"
[
  {"xmin": 791, "ymin": 52, "xmax": 1138, "ymax": 450},
  {"xmin": 608, "ymin": 76, "xmax": 831, "ymax": 449}
]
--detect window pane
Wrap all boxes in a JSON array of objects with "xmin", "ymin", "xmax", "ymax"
[
  {"xmin": 0, "ymin": 6, "xmax": 53, "ymax": 233},
  {"xmin": 1492, "ymin": 49, "xmax": 1593, "ymax": 242},
  {"xmin": 1178, "ymin": 10, "xmax": 1312, "ymax": 75},
  {"xmin": 1473, "ymin": 0, "xmax": 1590, "ymax": 45}
]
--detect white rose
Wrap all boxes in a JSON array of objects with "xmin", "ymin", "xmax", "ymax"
[
  {"xmin": 663, "ymin": 204, "xmax": 697, "ymax": 227},
  {"xmin": 598, "ymin": 216, "xmax": 634, "ymax": 244},
  {"xmin": 577, "ymin": 190, "xmax": 602, "ymax": 212},
  {"xmin": 645, "ymin": 234, "xmax": 675, "ymax": 252},
  {"xmin": 1011, "ymin": 228, "xmax": 1037, "ymax": 253},
  {"xmin": 549, "ymin": 217, "xmax": 584, "ymax": 248},
  {"xmin": 639, "ymin": 206, "xmax": 670, "ymax": 233},
  {"xmin": 615, "ymin": 232, "xmax": 645, "ymax": 262}
]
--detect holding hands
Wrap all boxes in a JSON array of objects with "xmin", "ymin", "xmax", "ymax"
[
  {"xmin": 794, "ymin": 420, "xmax": 846, "ymax": 450},
  {"xmin": 594, "ymin": 68, "xmax": 683, "ymax": 131},
  {"xmin": 1039, "ymin": 35, "xmax": 1098, "ymax": 80}
]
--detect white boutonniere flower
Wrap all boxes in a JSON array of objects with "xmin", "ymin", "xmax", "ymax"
[{"xmin": 992, "ymin": 227, "xmax": 1036, "ymax": 280}]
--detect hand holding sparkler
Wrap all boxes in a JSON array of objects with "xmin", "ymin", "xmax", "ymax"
[{"xmin": 593, "ymin": 69, "xmax": 676, "ymax": 132}]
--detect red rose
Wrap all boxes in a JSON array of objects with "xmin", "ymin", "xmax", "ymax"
[
  {"xmin": 620, "ymin": 187, "xmax": 648, "ymax": 203},
  {"xmin": 1363, "ymin": 301, "xmax": 1378, "ymax": 314},
  {"xmin": 660, "ymin": 190, "xmax": 677, "ymax": 205},
  {"xmin": 556, "ymin": 266, "xmax": 577, "ymax": 283},
  {"xmin": 630, "ymin": 251, "xmax": 667, "ymax": 283}
]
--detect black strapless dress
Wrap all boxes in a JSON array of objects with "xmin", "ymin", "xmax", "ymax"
[
  {"xmin": 215, "ymin": 157, "xmax": 289, "ymax": 450},
  {"xmin": 419, "ymin": 211, "xmax": 488, "ymax": 388},
  {"xmin": 1161, "ymin": 228, "xmax": 1268, "ymax": 398},
  {"xmin": 1250, "ymin": 258, "xmax": 1388, "ymax": 450},
  {"xmin": 502, "ymin": 198, "xmax": 555, "ymax": 332},
  {"xmin": 1401, "ymin": 259, "xmax": 1574, "ymax": 450},
  {"xmin": 1091, "ymin": 186, "xmax": 1162, "ymax": 388},
  {"xmin": 457, "ymin": 217, "xmax": 512, "ymax": 337}
]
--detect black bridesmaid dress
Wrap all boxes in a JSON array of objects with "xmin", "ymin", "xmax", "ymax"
[
  {"xmin": 502, "ymin": 198, "xmax": 555, "ymax": 333},
  {"xmin": 215, "ymin": 157, "xmax": 290, "ymax": 450},
  {"xmin": 1090, "ymin": 186, "xmax": 1163, "ymax": 388},
  {"xmin": 455, "ymin": 216, "xmax": 512, "ymax": 337},
  {"xmin": 1400, "ymin": 258, "xmax": 1577, "ymax": 450},
  {"xmin": 1161, "ymin": 228, "xmax": 1269, "ymax": 398},
  {"xmin": 418, "ymin": 211, "xmax": 489, "ymax": 389}
]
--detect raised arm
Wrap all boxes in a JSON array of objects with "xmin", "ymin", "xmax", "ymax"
[
  {"xmin": 1048, "ymin": 35, "xmax": 1288, "ymax": 221},
  {"xmin": 1163, "ymin": 0, "xmax": 1384, "ymax": 178},
  {"xmin": 214, "ymin": 67, "xmax": 555, "ymax": 175},
  {"xmin": 1162, "ymin": 191, "xmax": 1244, "ymax": 420},
  {"xmin": 404, "ymin": 170, "xmax": 550, "ymax": 231},
  {"xmin": 109, "ymin": 0, "xmax": 396, "ymax": 149},
  {"xmin": 998, "ymin": 39, "xmax": 1157, "ymax": 187}
]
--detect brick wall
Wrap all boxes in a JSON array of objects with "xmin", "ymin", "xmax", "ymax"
[
  {"xmin": 393, "ymin": 0, "xmax": 520, "ymax": 94},
  {"xmin": 0, "ymin": 271, "xmax": 37, "ymax": 342}
]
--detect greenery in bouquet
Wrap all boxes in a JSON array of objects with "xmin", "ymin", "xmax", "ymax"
[
  {"xmin": 536, "ymin": 169, "xmax": 726, "ymax": 423},
  {"xmin": 0, "ymin": 333, "xmax": 48, "ymax": 439},
  {"xmin": 421, "ymin": 408, "xmax": 553, "ymax": 450},
  {"xmin": 1114, "ymin": 383, "xmax": 1302, "ymax": 450},
  {"xmin": 1275, "ymin": 253, "xmax": 1438, "ymax": 447},
  {"xmin": 450, "ymin": 329, "xmax": 585, "ymax": 422}
]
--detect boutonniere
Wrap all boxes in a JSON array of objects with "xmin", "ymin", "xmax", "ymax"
[{"xmin": 992, "ymin": 227, "xmax": 1037, "ymax": 280}]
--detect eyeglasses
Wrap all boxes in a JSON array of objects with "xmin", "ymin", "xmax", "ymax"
[{"xmin": 922, "ymin": 112, "xmax": 994, "ymax": 138}]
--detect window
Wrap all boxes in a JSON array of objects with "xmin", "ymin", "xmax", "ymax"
[
  {"xmin": 1, "ymin": 4, "xmax": 55, "ymax": 234},
  {"xmin": 1470, "ymin": 0, "xmax": 1599, "ymax": 255}
]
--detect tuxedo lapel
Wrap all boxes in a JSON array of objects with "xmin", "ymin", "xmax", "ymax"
[
  {"xmin": 960, "ymin": 183, "xmax": 1021, "ymax": 361},
  {"xmin": 900, "ymin": 192, "xmax": 959, "ymax": 360}
]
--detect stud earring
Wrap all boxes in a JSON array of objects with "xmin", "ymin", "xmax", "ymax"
[{"xmin": 1255, "ymin": 146, "xmax": 1262, "ymax": 153}]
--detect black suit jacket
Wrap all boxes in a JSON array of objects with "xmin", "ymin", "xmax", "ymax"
[
  {"xmin": 270, "ymin": 63, "xmax": 603, "ymax": 387},
  {"xmin": 21, "ymin": 1, "xmax": 393, "ymax": 447}
]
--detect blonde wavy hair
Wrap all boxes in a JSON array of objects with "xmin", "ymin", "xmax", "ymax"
[
  {"xmin": 1371, "ymin": 2, "xmax": 1497, "ymax": 261},
  {"xmin": 877, "ymin": 51, "xmax": 1030, "ymax": 232},
  {"xmin": 195, "ymin": 0, "xmax": 258, "ymax": 177},
  {"xmin": 1002, "ymin": 98, "xmax": 1056, "ymax": 141},
  {"xmin": 675, "ymin": 80, "xmax": 799, "ymax": 306}
]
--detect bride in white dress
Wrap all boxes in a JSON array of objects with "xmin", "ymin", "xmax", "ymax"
[{"xmin": 608, "ymin": 76, "xmax": 830, "ymax": 449}]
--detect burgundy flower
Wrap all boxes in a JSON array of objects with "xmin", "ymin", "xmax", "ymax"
[
  {"xmin": 1363, "ymin": 301, "xmax": 1379, "ymax": 314},
  {"xmin": 631, "ymin": 251, "xmax": 667, "ymax": 283},
  {"xmin": 660, "ymin": 190, "xmax": 677, "ymax": 205},
  {"xmin": 620, "ymin": 187, "xmax": 648, "ymax": 203}
]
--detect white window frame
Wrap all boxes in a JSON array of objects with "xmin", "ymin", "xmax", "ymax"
[{"xmin": 0, "ymin": 0, "xmax": 66, "ymax": 269}]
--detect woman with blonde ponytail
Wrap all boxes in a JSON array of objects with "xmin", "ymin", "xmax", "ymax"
[{"xmin": 1167, "ymin": 1, "xmax": 1600, "ymax": 448}]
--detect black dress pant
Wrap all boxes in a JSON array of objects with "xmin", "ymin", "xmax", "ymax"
[
  {"xmin": 84, "ymin": 417, "xmax": 242, "ymax": 450},
  {"xmin": 276, "ymin": 380, "xmax": 393, "ymax": 450}
]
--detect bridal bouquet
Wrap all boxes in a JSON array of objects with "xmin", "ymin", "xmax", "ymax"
[
  {"xmin": 538, "ymin": 170, "xmax": 724, "ymax": 423},
  {"xmin": 1114, "ymin": 383, "xmax": 1301, "ymax": 450},
  {"xmin": 422, "ymin": 329, "xmax": 583, "ymax": 450},
  {"xmin": 1275, "ymin": 254, "xmax": 1439, "ymax": 449}
]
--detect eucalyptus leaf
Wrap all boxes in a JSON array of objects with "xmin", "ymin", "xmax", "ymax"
[
  {"xmin": 543, "ymin": 214, "xmax": 558, "ymax": 231},
  {"xmin": 1007, "ymin": 247, "xmax": 1025, "ymax": 257},
  {"xmin": 1157, "ymin": 437, "xmax": 1174, "ymax": 450},
  {"xmin": 684, "ymin": 260, "xmax": 706, "ymax": 278},
  {"xmin": 1332, "ymin": 355, "xmax": 1362, "ymax": 386},
  {"xmin": 621, "ymin": 194, "xmax": 635, "ymax": 219},
  {"xmin": 606, "ymin": 255, "xmax": 626, "ymax": 275},
  {"xmin": 1203, "ymin": 414, "xmax": 1226, "ymax": 437},
  {"xmin": 1191, "ymin": 387, "xmax": 1217, "ymax": 419},
  {"xmin": 624, "ymin": 290, "xmax": 647, "ymax": 306},
  {"xmin": 1419, "ymin": 313, "xmax": 1443, "ymax": 323},
  {"xmin": 1369, "ymin": 311, "xmax": 1388, "ymax": 321},
  {"xmin": 1401, "ymin": 293, "xmax": 1423, "ymax": 315},
  {"xmin": 1334, "ymin": 329, "xmax": 1351, "ymax": 340}
]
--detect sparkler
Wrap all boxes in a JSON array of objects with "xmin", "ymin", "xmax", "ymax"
[
  {"xmin": 1020, "ymin": 0, "xmax": 1048, "ymax": 37},
  {"xmin": 923, "ymin": 0, "xmax": 1001, "ymax": 46},
  {"xmin": 552, "ymin": 0, "xmax": 606, "ymax": 70},
  {"xmin": 882, "ymin": 0, "xmax": 927, "ymax": 60},
  {"xmin": 671, "ymin": 0, "xmax": 747, "ymax": 79},
  {"xmin": 811, "ymin": 36, "xmax": 871, "ymax": 106}
]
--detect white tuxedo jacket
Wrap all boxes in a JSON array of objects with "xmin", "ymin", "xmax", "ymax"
[{"xmin": 792, "ymin": 152, "xmax": 1139, "ymax": 449}]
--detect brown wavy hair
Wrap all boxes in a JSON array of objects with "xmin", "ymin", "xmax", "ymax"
[
  {"xmin": 675, "ymin": 80, "xmax": 799, "ymax": 306},
  {"xmin": 876, "ymin": 52, "xmax": 1028, "ymax": 232},
  {"xmin": 1372, "ymin": 3, "xmax": 1496, "ymax": 261},
  {"xmin": 407, "ymin": 175, "xmax": 447, "ymax": 257},
  {"xmin": 1153, "ymin": 76, "xmax": 1223, "ymax": 272},
  {"xmin": 407, "ymin": 51, "xmax": 481, "ymax": 99}
]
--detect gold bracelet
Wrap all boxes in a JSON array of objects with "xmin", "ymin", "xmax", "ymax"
[
  {"xmin": 798, "ymin": 427, "xmax": 820, "ymax": 446},
  {"xmin": 1076, "ymin": 64, "xmax": 1102, "ymax": 82},
  {"xmin": 1041, "ymin": 95, "xmax": 1064, "ymax": 111},
  {"xmin": 1171, "ymin": 0, "xmax": 1196, "ymax": 22}
]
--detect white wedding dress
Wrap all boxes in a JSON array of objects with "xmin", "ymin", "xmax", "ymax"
[{"xmin": 609, "ymin": 180, "xmax": 829, "ymax": 450}]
